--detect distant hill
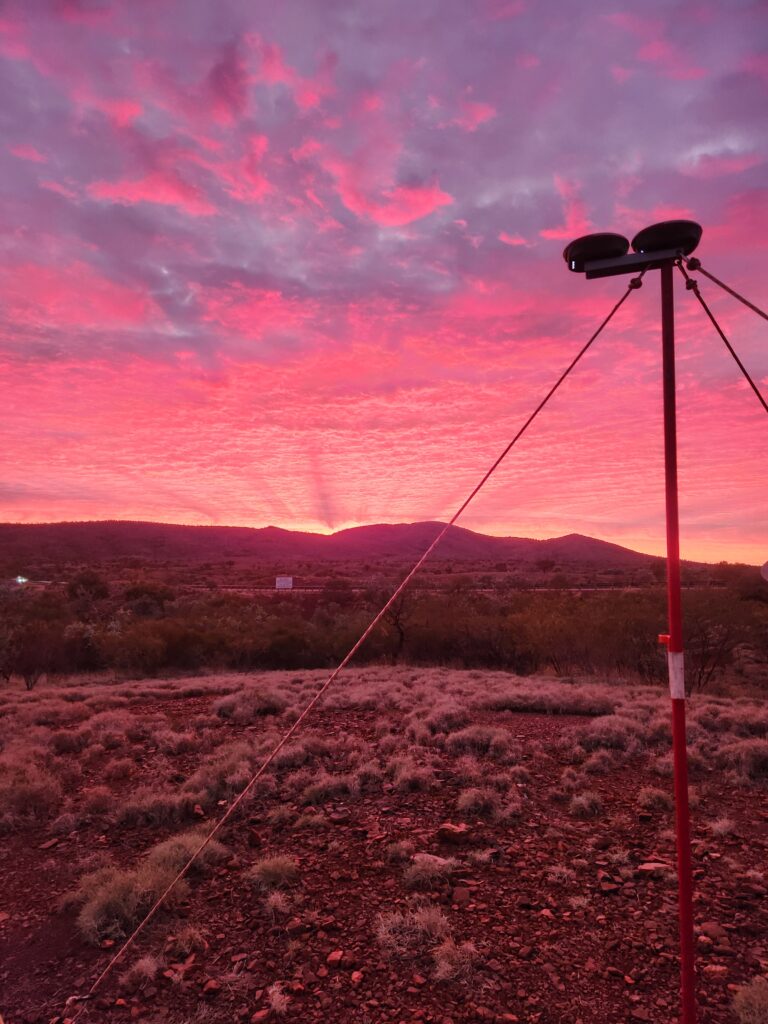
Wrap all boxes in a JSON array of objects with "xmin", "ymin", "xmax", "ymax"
[{"xmin": 0, "ymin": 519, "xmax": 663, "ymax": 568}]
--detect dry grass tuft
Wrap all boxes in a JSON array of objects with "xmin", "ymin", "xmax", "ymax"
[
  {"xmin": 120, "ymin": 954, "xmax": 160, "ymax": 991},
  {"xmin": 569, "ymin": 790, "xmax": 604, "ymax": 819},
  {"xmin": 445, "ymin": 725, "xmax": 512, "ymax": 762},
  {"xmin": 375, "ymin": 904, "xmax": 451, "ymax": 955},
  {"xmin": 403, "ymin": 853, "xmax": 458, "ymax": 890},
  {"xmin": 0, "ymin": 759, "xmax": 62, "ymax": 828},
  {"xmin": 733, "ymin": 975, "xmax": 768, "ymax": 1024},
  {"xmin": 456, "ymin": 786, "xmax": 501, "ymax": 819},
  {"xmin": 637, "ymin": 787, "xmax": 674, "ymax": 812},
  {"xmin": 213, "ymin": 688, "xmax": 285, "ymax": 724},
  {"xmin": 247, "ymin": 855, "xmax": 299, "ymax": 889},
  {"xmin": 719, "ymin": 739, "xmax": 768, "ymax": 784},
  {"xmin": 432, "ymin": 938, "xmax": 479, "ymax": 981}
]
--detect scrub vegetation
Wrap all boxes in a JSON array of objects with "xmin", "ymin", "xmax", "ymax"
[{"xmin": 1, "ymin": 666, "xmax": 767, "ymax": 1023}]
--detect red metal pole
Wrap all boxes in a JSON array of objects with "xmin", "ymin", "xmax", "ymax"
[{"xmin": 660, "ymin": 259, "xmax": 697, "ymax": 1024}]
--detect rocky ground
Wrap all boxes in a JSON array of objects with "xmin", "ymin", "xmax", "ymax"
[{"xmin": 0, "ymin": 668, "xmax": 766, "ymax": 1024}]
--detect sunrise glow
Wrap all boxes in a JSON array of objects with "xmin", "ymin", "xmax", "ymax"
[{"xmin": 1, "ymin": 2, "xmax": 766, "ymax": 564}]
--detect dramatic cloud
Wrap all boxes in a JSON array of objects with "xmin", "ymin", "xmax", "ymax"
[{"xmin": 0, "ymin": 0, "xmax": 765, "ymax": 563}]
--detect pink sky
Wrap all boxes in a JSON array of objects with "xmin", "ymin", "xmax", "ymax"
[{"xmin": 0, "ymin": 0, "xmax": 766, "ymax": 563}]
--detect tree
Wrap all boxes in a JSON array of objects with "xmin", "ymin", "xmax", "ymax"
[
  {"xmin": 67, "ymin": 570, "xmax": 110, "ymax": 603},
  {"xmin": 10, "ymin": 622, "xmax": 66, "ymax": 690}
]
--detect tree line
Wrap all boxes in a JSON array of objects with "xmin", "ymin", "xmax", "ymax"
[{"xmin": 1, "ymin": 569, "xmax": 766, "ymax": 694}]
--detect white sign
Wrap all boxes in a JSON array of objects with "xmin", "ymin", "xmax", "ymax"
[
  {"xmin": 275, "ymin": 576, "xmax": 293, "ymax": 590},
  {"xmin": 761, "ymin": 561, "xmax": 768, "ymax": 583}
]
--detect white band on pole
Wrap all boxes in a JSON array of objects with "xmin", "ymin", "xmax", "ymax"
[{"xmin": 668, "ymin": 650, "xmax": 685, "ymax": 699}]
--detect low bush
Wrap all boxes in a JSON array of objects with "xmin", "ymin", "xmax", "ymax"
[
  {"xmin": 247, "ymin": 855, "xmax": 299, "ymax": 890},
  {"xmin": 403, "ymin": 853, "xmax": 458, "ymax": 890},
  {"xmin": 299, "ymin": 770, "xmax": 359, "ymax": 805},
  {"xmin": 569, "ymin": 790, "xmax": 604, "ymax": 819},
  {"xmin": 433, "ymin": 938, "xmax": 479, "ymax": 981},
  {"xmin": 637, "ymin": 786, "xmax": 674, "ymax": 812},
  {"xmin": 69, "ymin": 861, "xmax": 187, "ymax": 943},
  {"xmin": 733, "ymin": 975, "xmax": 768, "ymax": 1024},
  {"xmin": 577, "ymin": 715, "xmax": 643, "ymax": 752},
  {"xmin": 144, "ymin": 830, "xmax": 228, "ymax": 875},
  {"xmin": 213, "ymin": 689, "xmax": 285, "ymax": 724},
  {"xmin": 445, "ymin": 725, "xmax": 512, "ymax": 762},
  {"xmin": 390, "ymin": 757, "xmax": 435, "ymax": 793},
  {"xmin": 0, "ymin": 759, "xmax": 62, "ymax": 827},
  {"xmin": 375, "ymin": 904, "xmax": 451, "ymax": 955},
  {"xmin": 456, "ymin": 787, "xmax": 500, "ymax": 819},
  {"xmin": 115, "ymin": 787, "xmax": 199, "ymax": 828},
  {"xmin": 718, "ymin": 739, "xmax": 768, "ymax": 784}
]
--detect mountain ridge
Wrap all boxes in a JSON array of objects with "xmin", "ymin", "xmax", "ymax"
[{"xmin": 0, "ymin": 519, "xmax": 677, "ymax": 567}]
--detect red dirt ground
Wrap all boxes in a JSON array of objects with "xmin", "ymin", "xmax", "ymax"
[{"xmin": 1, "ymin": 676, "xmax": 766, "ymax": 1024}]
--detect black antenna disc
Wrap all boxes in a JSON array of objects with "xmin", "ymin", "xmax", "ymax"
[
  {"xmin": 631, "ymin": 220, "xmax": 702, "ymax": 256},
  {"xmin": 563, "ymin": 233, "xmax": 630, "ymax": 272}
]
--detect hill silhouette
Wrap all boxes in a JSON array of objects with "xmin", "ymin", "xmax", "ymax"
[{"xmin": 0, "ymin": 519, "xmax": 662, "ymax": 567}]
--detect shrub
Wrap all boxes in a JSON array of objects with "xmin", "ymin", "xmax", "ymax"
[
  {"xmin": 105, "ymin": 758, "xmax": 133, "ymax": 782},
  {"xmin": 154, "ymin": 729, "xmax": 199, "ymax": 756},
  {"xmin": 390, "ymin": 757, "xmax": 435, "ymax": 793},
  {"xmin": 709, "ymin": 817, "xmax": 737, "ymax": 837},
  {"xmin": 83, "ymin": 786, "xmax": 114, "ymax": 816},
  {"xmin": 299, "ymin": 770, "xmax": 358, "ymax": 805},
  {"xmin": 120, "ymin": 954, "xmax": 160, "ymax": 991},
  {"xmin": 354, "ymin": 760, "xmax": 384, "ymax": 792},
  {"xmin": 0, "ymin": 760, "xmax": 62, "ymax": 826},
  {"xmin": 569, "ymin": 790, "xmax": 604, "ymax": 819},
  {"xmin": 51, "ymin": 811, "xmax": 78, "ymax": 834},
  {"xmin": 70, "ymin": 861, "xmax": 187, "ymax": 943},
  {"xmin": 51, "ymin": 729, "xmax": 90, "ymax": 755},
  {"xmin": 183, "ymin": 744, "xmax": 253, "ymax": 805},
  {"xmin": 247, "ymin": 855, "xmax": 298, "ymax": 889},
  {"xmin": 456, "ymin": 787, "xmax": 501, "ymax": 819},
  {"xmin": 445, "ymin": 725, "xmax": 512, "ymax": 762},
  {"xmin": 375, "ymin": 904, "xmax": 451, "ymax": 955},
  {"xmin": 403, "ymin": 853, "xmax": 458, "ymax": 890},
  {"xmin": 165, "ymin": 924, "xmax": 207, "ymax": 956},
  {"xmin": 144, "ymin": 831, "xmax": 228, "ymax": 875},
  {"xmin": 213, "ymin": 689, "xmax": 285, "ymax": 724},
  {"xmin": 719, "ymin": 739, "xmax": 768, "ymax": 784},
  {"xmin": 385, "ymin": 840, "xmax": 415, "ymax": 863},
  {"xmin": 264, "ymin": 891, "xmax": 291, "ymax": 916},
  {"xmin": 637, "ymin": 787, "xmax": 674, "ymax": 812},
  {"xmin": 733, "ymin": 976, "xmax": 768, "ymax": 1024},
  {"xmin": 548, "ymin": 865, "xmax": 577, "ymax": 885},
  {"xmin": 433, "ymin": 938, "xmax": 479, "ymax": 981},
  {"xmin": 578, "ymin": 715, "xmax": 643, "ymax": 752},
  {"xmin": 583, "ymin": 749, "xmax": 615, "ymax": 775},
  {"xmin": 267, "ymin": 981, "xmax": 290, "ymax": 1015},
  {"xmin": 116, "ymin": 788, "xmax": 199, "ymax": 828},
  {"xmin": 423, "ymin": 704, "xmax": 470, "ymax": 735}
]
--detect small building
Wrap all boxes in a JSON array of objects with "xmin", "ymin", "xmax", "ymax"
[{"xmin": 275, "ymin": 576, "xmax": 294, "ymax": 591}]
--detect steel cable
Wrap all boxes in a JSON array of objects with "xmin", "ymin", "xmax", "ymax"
[
  {"xmin": 677, "ymin": 262, "xmax": 768, "ymax": 416},
  {"xmin": 683, "ymin": 256, "xmax": 768, "ymax": 322},
  {"xmin": 65, "ymin": 272, "xmax": 644, "ymax": 1020}
]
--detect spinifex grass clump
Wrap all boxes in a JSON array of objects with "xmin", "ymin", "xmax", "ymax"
[
  {"xmin": 65, "ymin": 830, "xmax": 227, "ymax": 943},
  {"xmin": 0, "ymin": 758, "xmax": 62, "ymax": 829},
  {"xmin": 403, "ymin": 853, "xmax": 458, "ymax": 890},
  {"xmin": 247, "ymin": 855, "xmax": 299, "ymax": 889},
  {"xmin": 375, "ymin": 904, "xmax": 451, "ymax": 955}
]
